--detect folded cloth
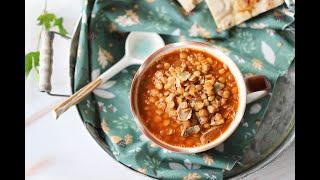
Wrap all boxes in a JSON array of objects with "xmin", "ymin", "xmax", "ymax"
[{"xmin": 72, "ymin": 0, "xmax": 294, "ymax": 179}]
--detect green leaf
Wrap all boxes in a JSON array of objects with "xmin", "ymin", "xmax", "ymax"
[
  {"xmin": 54, "ymin": 17, "xmax": 68, "ymax": 36},
  {"xmin": 37, "ymin": 12, "xmax": 56, "ymax": 30},
  {"xmin": 25, "ymin": 51, "xmax": 40, "ymax": 76}
]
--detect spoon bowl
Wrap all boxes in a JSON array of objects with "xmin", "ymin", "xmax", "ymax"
[{"xmin": 125, "ymin": 32, "xmax": 165, "ymax": 63}]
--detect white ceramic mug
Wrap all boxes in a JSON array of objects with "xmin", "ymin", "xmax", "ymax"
[{"xmin": 130, "ymin": 41, "xmax": 270, "ymax": 153}]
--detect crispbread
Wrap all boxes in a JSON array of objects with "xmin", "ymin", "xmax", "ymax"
[
  {"xmin": 177, "ymin": 0, "xmax": 196, "ymax": 12},
  {"xmin": 205, "ymin": 0, "xmax": 284, "ymax": 32},
  {"xmin": 177, "ymin": 0, "xmax": 203, "ymax": 13}
]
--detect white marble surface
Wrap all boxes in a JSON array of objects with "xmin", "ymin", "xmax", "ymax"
[{"xmin": 25, "ymin": 0, "xmax": 294, "ymax": 179}]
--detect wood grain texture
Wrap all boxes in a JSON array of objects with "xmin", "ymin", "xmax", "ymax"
[{"xmin": 53, "ymin": 78, "xmax": 102, "ymax": 119}]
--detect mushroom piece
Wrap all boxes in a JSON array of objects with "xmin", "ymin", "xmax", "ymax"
[
  {"xmin": 179, "ymin": 101, "xmax": 188, "ymax": 109},
  {"xmin": 177, "ymin": 108, "xmax": 192, "ymax": 121},
  {"xmin": 214, "ymin": 82, "xmax": 225, "ymax": 93},
  {"xmin": 166, "ymin": 101, "xmax": 175, "ymax": 109},
  {"xmin": 210, "ymin": 113, "xmax": 224, "ymax": 126},
  {"xmin": 175, "ymin": 78, "xmax": 182, "ymax": 88},
  {"xmin": 181, "ymin": 125, "xmax": 200, "ymax": 137},
  {"xmin": 198, "ymin": 116, "xmax": 208, "ymax": 125},
  {"xmin": 177, "ymin": 71, "xmax": 191, "ymax": 82},
  {"xmin": 165, "ymin": 93, "xmax": 175, "ymax": 103},
  {"xmin": 200, "ymin": 126, "xmax": 218, "ymax": 144}
]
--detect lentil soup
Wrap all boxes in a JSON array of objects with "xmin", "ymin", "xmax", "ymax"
[{"xmin": 137, "ymin": 48, "xmax": 239, "ymax": 147}]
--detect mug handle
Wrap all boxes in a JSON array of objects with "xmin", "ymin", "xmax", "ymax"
[{"xmin": 245, "ymin": 75, "xmax": 271, "ymax": 104}]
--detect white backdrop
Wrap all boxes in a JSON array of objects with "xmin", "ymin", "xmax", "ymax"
[{"xmin": 25, "ymin": 0, "xmax": 294, "ymax": 179}]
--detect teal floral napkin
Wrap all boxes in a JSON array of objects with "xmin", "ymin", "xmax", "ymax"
[{"xmin": 72, "ymin": 0, "xmax": 295, "ymax": 179}]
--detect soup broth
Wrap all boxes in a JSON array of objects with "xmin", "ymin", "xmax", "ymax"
[{"xmin": 138, "ymin": 48, "xmax": 239, "ymax": 147}]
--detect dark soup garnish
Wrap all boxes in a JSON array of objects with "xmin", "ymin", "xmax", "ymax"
[{"xmin": 138, "ymin": 48, "xmax": 239, "ymax": 147}]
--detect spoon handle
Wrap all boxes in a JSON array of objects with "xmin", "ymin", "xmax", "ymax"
[
  {"xmin": 52, "ymin": 56, "xmax": 131, "ymax": 119},
  {"xmin": 99, "ymin": 56, "xmax": 131, "ymax": 81}
]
